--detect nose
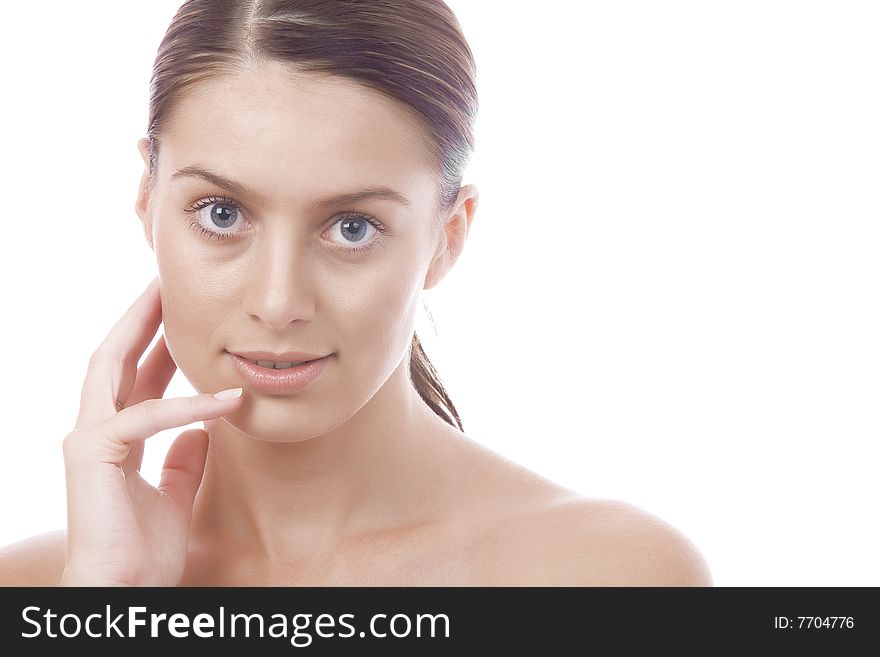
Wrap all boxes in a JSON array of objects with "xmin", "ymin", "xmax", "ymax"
[{"xmin": 241, "ymin": 236, "xmax": 317, "ymax": 330}]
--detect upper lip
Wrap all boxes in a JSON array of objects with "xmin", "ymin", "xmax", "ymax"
[{"xmin": 229, "ymin": 350, "xmax": 330, "ymax": 363}]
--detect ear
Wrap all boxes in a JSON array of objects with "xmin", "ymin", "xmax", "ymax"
[
  {"xmin": 423, "ymin": 184, "xmax": 479, "ymax": 290},
  {"xmin": 135, "ymin": 137, "xmax": 155, "ymax": 251}
]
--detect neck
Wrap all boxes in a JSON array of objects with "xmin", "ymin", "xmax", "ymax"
[{"xmin": 189, "ymin": 357, "xmax": 460, "ymax": 562}]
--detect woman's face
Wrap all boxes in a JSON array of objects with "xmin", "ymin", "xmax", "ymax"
[{"xmin": 137, "ymin": 63, "xmax": 447, "ymax": 442}]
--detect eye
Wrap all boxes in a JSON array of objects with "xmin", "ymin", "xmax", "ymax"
[
  {"xmin": 183, "ymin": 195, "xmax": 246, "ymax": 241},
  {"xmin": 325, "ymin": 212, "xmax": 390, "ymax": 255}
]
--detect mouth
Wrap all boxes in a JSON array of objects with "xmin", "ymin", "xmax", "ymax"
[
  {"xmin": 227, "ymin": 350, "xmax": 332, "ymax": 370},
  {"xmin": 227, "ymin": 351, "xmax": 332, "ymax": 394}
]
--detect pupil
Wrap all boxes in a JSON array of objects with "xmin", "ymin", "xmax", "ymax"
[
  {"xmin": 211, "ymin": 205, "xmax": 236, "ymax": 228},
  {"xmin": 341, "ymin": 219, "xmax": 367, "ymax": 242}
]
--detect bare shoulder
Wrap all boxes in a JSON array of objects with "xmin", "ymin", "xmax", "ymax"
[
  {"xmin": 541, "ymin": 497, "xmax": 713, "ymax": 586},
  {"xmin": 487, "ymin": 495, "xmax": 714, "ymax": 586},
  {"xmin": 445, "ymin": 435, "xmax": 712, "ymax": 586},
  {"xmin": 0, "ymin": 529, "xmax": 67, "ymax": 587}
]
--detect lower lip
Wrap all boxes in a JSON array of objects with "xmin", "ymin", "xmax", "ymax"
[{"xmin": 228, "ymin": 352, "xmax": 332, "ymax": 395}]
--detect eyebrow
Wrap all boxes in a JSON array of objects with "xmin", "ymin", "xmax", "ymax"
[{"xmin": 169, "ymin": 165, "xmax": 414, "ymax": 210}]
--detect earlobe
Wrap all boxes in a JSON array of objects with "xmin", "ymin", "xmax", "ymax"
[
  {"xmin": 423, "ymin": 184, "xmax": 479, "ymax": 291},
  {"xmin": 135, "ymin": 137, "xmax": 155, "ymax": 251}
]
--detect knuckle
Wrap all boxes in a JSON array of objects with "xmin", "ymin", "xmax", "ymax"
[
  {"xmin": 62, "ymin": 429, "xmax": 91, "ymax": 463},
  {"xmin": 88, "ymin": 341, "xmax": 108, "ymax": 365},
  {"xmin": 88, "ymin": 343, "xmax": 126, "ymax": 370},
  {"xmin": 87, "ymin": 350, "xmax": 101, "ymax": 369},
  {"xmin": 187, "ymin": 395, "xmax": 199, "ymax": 420},
  {"xmin": 62, "ymin": 431, "xmax": 78, "ymax": 454},
  {"xmin": 141, "ymin": 398, "xmax": 161, "ymax": 434}
]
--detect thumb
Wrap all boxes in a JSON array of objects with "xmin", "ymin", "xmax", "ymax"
[{"xmin": 157, "ymin": 429, "xmax": 209, "ymax": 512}]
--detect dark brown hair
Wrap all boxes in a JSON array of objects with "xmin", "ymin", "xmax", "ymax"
[{"xmin": 144, "ymin": 0, "xmax": 477, "ymax": 431}]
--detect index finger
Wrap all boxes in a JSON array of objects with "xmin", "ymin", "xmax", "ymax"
[
  {"xmin": 68, "ymin": 392, "xmax": 242, "ymax": 466},
  {"xmin": 75, "ymin": 276, "xmax": 162, "ymax": 430}
]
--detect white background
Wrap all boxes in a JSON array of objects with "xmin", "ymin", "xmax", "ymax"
[{"xmin": 1, "ymin": 1, "xmax": 877, "ymax": 586}]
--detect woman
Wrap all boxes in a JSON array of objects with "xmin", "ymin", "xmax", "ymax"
[{"xmin": 0, "ymin": 0, "xmax": 711, "ymax": 586}]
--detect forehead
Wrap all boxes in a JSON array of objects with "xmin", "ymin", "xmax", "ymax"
[{"xmin": 158, "ymin": 62, "xmax": 435, "ymax": 207}]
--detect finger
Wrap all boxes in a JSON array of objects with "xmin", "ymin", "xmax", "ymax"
[
  {"xmin": 75, "ymin": 277, "xmax": 161, "ymax": 430},
  {"xmin": 124, "ymin": 333, "xmax": 177, "ymax": 407},
  {"xmin": 65, "ymin": 390, "xmax": 242, "ymax": 467},
  {"xmin": 119, "ymin": 334, "xmax": 177, "ymax": 475},
  {"xmin": 157, "ymin": 429, "xmax": 209, "ymax": 513},
  {"xmin": 120, "ymin": 435, "xmax": 146, "ymax": 479}
]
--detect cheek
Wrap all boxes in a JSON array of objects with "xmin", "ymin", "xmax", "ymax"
[
  {"xmin": 332, "ymin": 258, "xmax": 423, "ymax": 361},
  {"xmin": 157, "ymin": 281, "xmax": 211, "ymax": 386},
  {"xmin": 154, "ymin": 218, "xmax": 229, "ymax": 386}
]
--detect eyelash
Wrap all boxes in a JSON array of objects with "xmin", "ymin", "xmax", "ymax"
[{"xmin": 183, "ymin": 194, "xmax": 390, "ymax": 255}]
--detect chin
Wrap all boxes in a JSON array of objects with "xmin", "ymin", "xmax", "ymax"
[{"xmin": 208, "ymin": 399, "xmax": 338, "ymax": 444}]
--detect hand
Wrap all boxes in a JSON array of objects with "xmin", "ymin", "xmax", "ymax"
[{"xmin": 60, "ymin": 277, "xmax": 243, "ymax": 586}]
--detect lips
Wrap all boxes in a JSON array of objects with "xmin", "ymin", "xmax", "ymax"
[{"xmin": 228, "ymin": 351, "xmax": 331, "ymax": 395}]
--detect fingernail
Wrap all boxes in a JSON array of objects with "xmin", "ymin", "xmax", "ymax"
[{"xmin": 213, "ymin": 387, "xmax": 243, "ymax": 401}]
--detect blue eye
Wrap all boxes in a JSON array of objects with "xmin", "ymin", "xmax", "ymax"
[
  {"xmin": 183, "ymin": 195, "xmax": 243, "ymax": 241},
  {"xmin": 329, "ymin": 214, "xmax": 382, "ymax": 251},
  {"xmin": 183, "ymin": 195, "xmax": 390, "ymax": 255}
]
